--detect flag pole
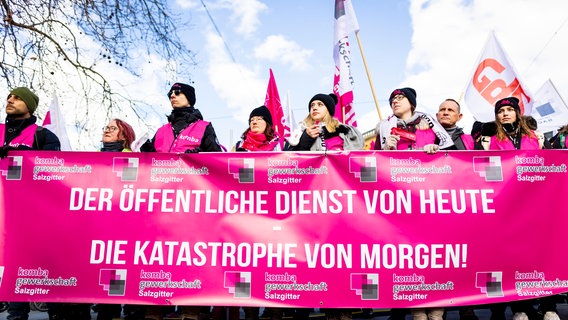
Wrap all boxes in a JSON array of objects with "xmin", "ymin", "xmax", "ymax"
[{"xmin": 355, "ymin": 31, "xmax": 383, "ymax": 121}]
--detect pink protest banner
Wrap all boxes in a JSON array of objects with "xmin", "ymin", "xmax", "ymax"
[{"xmin": 0, "ymin": 150, "xmax": 568, "ymax": 308}]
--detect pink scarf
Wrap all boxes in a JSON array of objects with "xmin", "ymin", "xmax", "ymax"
[{"xmin": 241, "ymin": 132, "xmax": 279, "ymax": 151}]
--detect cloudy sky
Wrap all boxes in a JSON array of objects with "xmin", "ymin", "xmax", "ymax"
[
  {"xmin": 157, "ymin": 0, "xmax": 568, "ymax": 149},
  {"xmin": 8, "ymin": 0, "xmax": 567, "ymax": 150}
]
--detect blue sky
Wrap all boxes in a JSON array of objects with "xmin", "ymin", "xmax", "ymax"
[
  {"xmin": 162, "ymin": 0, "xmax": 568, "ymax": 149},
  {"xmin": 6, "ymin": 0, "xmax": 568, "ymax": 150},
  {"xmin": 173, "ymin": 0, "xmax": 413, "ymax": 148}
]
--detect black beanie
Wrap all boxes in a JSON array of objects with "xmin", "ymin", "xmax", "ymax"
[
  {"xmin": 494, "ymin": 97, "xmax": 520, "ymax": 114},
  {"xmin": 167, "ymin": 83, "xmax": 196, "ymax": 106},
  {"xmin": 249, "ymin": 105, "xmax": 273, "ymax": 126},
  {"xmin": 308, "ymin": 93, "xmax": 338, "ymax": 116},
  {"xmin": 389, "ymin": 87, "xmax": 417, "ymax": 108}
]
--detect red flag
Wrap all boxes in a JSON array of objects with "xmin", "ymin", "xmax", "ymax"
[
  {"xmin": 333, "ymin": 0, "xmax": 359, "ymax": 126},
  {"xmin": 464, "ymin": 32, "xmax": 533, "ymax": 122},
  {"xmin": 264, "ymin": 69, "xmax": 289, "ymax": 146}
]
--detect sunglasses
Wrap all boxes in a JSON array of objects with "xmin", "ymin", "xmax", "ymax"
[{"xmin": 168, "ymin": 89, "xmax": 182, "ymax": 97}]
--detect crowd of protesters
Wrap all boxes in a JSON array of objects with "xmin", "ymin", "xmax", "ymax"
[{"xmin": 2, "ymin": 84, "xmax": 566, "ymax": 320}]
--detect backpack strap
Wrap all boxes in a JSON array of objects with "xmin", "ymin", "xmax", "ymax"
[{"xmin": 34, "ymin": 126, "xmax": 47, "ymax": 150}]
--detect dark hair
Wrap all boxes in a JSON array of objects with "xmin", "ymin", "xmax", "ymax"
[
  {"xmin": 241, "ymin": 122, "xmax": 275, "ymax": 141},
  {"xmin": 495, "ymin": 109, "xmax": 535, "ymax": 141},
  {"xmin": 114, "ymin": 118, "xmax": 136, "ymax": 150}
]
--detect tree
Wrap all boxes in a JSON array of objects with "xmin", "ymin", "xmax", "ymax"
[{"xmin": 1, "ymin": 0, "xmax": 196, "ymax": 149}]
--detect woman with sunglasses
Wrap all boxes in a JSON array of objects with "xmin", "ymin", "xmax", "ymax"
[{"xmin": 140, "ymin": 82, "xmax": 222, "ymax": 153}]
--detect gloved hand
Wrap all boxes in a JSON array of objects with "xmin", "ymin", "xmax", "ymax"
[
  {"xmin": 0, "ymin": 145, "xmax": 15, "ymax": 159},
  {"xmin": 385, "ymin": 135, "xmax": 400, "ymax": 150},
  {"xmin": 184, "ymin": 147, "xmax": 201, "ymax": 154},
  {"xmin": 481, "ymin": 122, "xmax": 497, "ymax": 136},
  {"xmin": 139, "ymin": 139, "xmax": 156, "ymax": 152}
]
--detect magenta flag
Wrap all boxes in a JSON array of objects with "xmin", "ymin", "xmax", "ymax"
[
  {"xmin": 264, "ymin": 69, "xmax": 289, "ymax": 146},
  {"xmin": 1, "ymin": 150, "xmax": 568, "ymax": 307},
  {"xmin": 333, "ymin": 0, "xmax": 359, "ymax": 126}
]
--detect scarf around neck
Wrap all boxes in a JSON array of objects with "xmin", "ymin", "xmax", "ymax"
[
  {"xmin": 241, "ymin": 131, "xmax": 279, "ymax": 151},
  {"xmin": 101, "ymin": 141, "xmax": 125, "ymax": 152}
]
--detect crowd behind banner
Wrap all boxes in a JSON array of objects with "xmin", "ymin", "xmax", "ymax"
[{"xmin": 0, "ymin": 83, "xmax": 568, "ymax": 320}]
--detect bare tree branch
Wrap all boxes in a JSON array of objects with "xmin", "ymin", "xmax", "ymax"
[{"xmin": 0, "ymin": 0, "xmax": 196, "ymax": 150}]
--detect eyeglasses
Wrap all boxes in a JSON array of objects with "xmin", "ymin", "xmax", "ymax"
[
  {"xmin": 169, "ymin": 89, "xmax": 182, "ymax": 96},
  {"xmin": 249, "ymin": 116, "xmax": 265, "ymax": 123},
  {"xmin": 391, "ymin": 95, "xmax": 406, "ymax": 103},
  {"xmin": 103, "ymin": 126, "xmax": 118, "ymax": 132}
]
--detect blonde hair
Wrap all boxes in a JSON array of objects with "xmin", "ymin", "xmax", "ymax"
[{"xmin": 303, "ymin": 111, "xmax": 340, "ymax": 133}]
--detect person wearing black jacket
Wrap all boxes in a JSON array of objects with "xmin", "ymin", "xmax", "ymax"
[
  {"xmin": 140, "ymin": 82, "xmax": 218, "ymax": 320},
  {"xmin": 3, "ymin": 87, "xmax": 63, "ymax": 320},
  {"xmin": 140, "ymin": 82, "xmax": 222, "ymax": 153},
  {"xmin": 1, "ymin": 87, "xmax": 60, "ymax": 158}
]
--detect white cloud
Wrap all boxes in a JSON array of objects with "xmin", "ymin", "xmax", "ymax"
[
  {"xmin": 254, "ymin": 35, "xmax": 314, "ymax": 71},
  {"xmin": 402, "ymin": 0, "xmax": 568, "ymax": 131},
  {"xmin": 176, "ymin": 0, "xmax": 201, "ymax": 10},
  {"xmin": 205, "ymin": 32, "xmax": 266, "ymax": 122},
  {"xmin": 213, "ymin": 0, "xmax": 268, "ymax": 36}
]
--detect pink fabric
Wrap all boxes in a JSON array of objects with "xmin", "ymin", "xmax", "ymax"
[
  {"xmin": 241, "ymin": 132, "xmax": 279, "ymax": 151},
  {"xmin": 1, "ymin": 150, "xmax": 567, "ymax": 308},
  {"xmin": 264, "ymin": 69, "xmax": 289, "ymax": 148},
  {"xmin": 461, "ymin": 134, "xmax": 475, "ymax": 150},
  {"xmin": 325, "ymin": 135, "xmax": 344, "ymax": 150},
  {"xmin": 489, "ymin": 132, "xmax": 540, "ymax": 150},
  {"xmin": 396, "ymin": 128, "xmax": 436, "ymax": 150},
  {"xmin": 153, "ymin": 120, "xmax": 209, "ymax": 152},
  {"xmin": 0, "ymin": 123, "xmax": 37, "ymax": 148}
]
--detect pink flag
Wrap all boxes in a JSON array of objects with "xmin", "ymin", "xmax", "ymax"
[
  {"xmin": 333, "ymin": 0, "xmax": 359, "ymax": 126},
  {"xmin": 264, "ymin": 69, "xmax": 289, "ymax": 146},
  {"xmin": 42, "ymin": 93, "xmax": 72, "ymax": 150},
  {"xmin": 464, "ymin": 32, "xmax": 533, "ymax": 122}
]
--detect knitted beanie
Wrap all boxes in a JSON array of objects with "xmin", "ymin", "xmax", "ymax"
[
  {"xmin": 249, "ymin": 105, "xmax": 273, "ymax": 126},
  {"xmin": 308, "ymin": 93, "xmax": 338, "ymax": 116},
  {"xmin": 167, "ymin": 83, "xmax": 196, "ymax": 107},
  {"xmin": 10, "ymin": 87, "xmax": 39, "ymax": 114},
  {"xmin": 494, "ymin": 97, "xmax": 520, "ymax": 114},
  {"xmin": 389, "ymin": 87, "xmax": 417, "ymax": 108}
]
